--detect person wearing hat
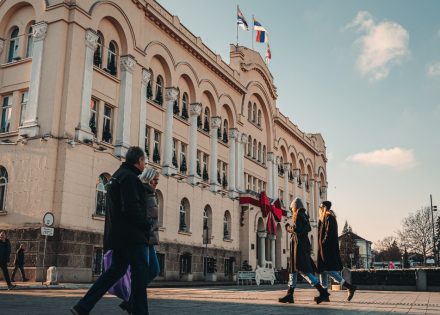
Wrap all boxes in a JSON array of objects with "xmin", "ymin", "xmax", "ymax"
[
  {"xmin": 316, "ymin": 201, "xmax": 356, "ymax": 302},
  {"xmin": 278, "ymin": 198, "xmax": 330, "ymax": 304}
]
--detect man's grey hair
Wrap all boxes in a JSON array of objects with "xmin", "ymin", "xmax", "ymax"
[
  {"xmin": 290, "ymin": 197, "xmax": 304, "ymax": 210},
  {"xmin": 139, "ymin": 167, "xmax": 159, "ymax": 183}
]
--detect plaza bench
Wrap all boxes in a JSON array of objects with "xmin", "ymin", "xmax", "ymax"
[{"xmin": 237, "ymin": 271, "xmax": 256, "ymax": 285}]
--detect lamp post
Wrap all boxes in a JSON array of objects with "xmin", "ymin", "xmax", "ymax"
[
  {"xmin": 430, "ymin": 194, "xmax": 438, "ymax": 266},
  {"xmin": 349, "ymin": 253, "xmax": 354, "ymax": 269}
]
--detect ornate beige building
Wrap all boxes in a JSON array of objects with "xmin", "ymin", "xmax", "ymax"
[{"xmin": 0, "ymin": 0, "xmax": 328, "ymax": 282}]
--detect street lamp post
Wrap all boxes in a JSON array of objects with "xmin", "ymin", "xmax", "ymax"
[
  {"xmin": 349, "ymin": 253, "xmax": 354, "ymax": 269},
  {"xmin": 430, "ymin": 195, "xmax": 438, "ymax": 267}
]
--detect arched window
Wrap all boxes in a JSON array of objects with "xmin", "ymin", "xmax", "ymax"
[
  {"xmin": 95, "ymin": 173, "xmax": 110, "ymax": 216},
  {"xmin": 107, "ymin": 40, "xmax": 118, "ymax": 76},
  {"xmin": 258, "ymin": 142, "xmax": 262, "ymax": 162},
  {"xmin": 156, "ymin": 190, "xmax": 164, "ymax": 227},
  {"xmin": 179, "ymin": 198, "xmax": 190, "ymax": 232},
  {"xmin": 203, "ymin": 205, "xmax": 212, "ymax": 244},
  {"xmin": 203, "ymin": 107, "xmax": 210, "ymax": 132},
  {"xmin": 155, "ymin": 75, "xmax": 163, "ymax": 105},
  {"xmin": 262, "ymin": 145, "xmax": 266, "ymax": 165},
  {"xmin": 247, "ymin": 102, "xmax": 252, "ymax": 121},
  {"xmin": 247, "ymin": 136, "xmax": 252, "ymax": 156},
  {"xmin": 25, "ymin": 23, "xmax": 34, "ymax": 58},
  {"xmin": 252, "ymin": 103, "xmax": 257, "ymax": 123},
  {"xmin": 222, "ymin": 119, "xmax": 229, "ymax": 143},
  {"xmin": 8, "ymin": 27, "xmax": 20, "ymax": 63},
  {"xmin": 253, "ymin": 139, "xmax": 257, "ymax": 159},
  {"xmin": 223, "ymin": 211, "xmax": 231, "ymax": 240},
  {"xmin": 94, "ymin": 31, "xmax": 104, "ymax": 68},
  {"xmin": 257, "ymin": 110, "xmax": 262, "ymax": 126},
  {"xmin": 0, "ymin": 166, "xmax": 8, "ymax": 211},
  {"xmin": 181, "ymin": 92, "xmax": 189, "ymax": 119}
]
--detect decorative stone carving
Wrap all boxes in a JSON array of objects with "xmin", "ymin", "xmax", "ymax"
[
  {"xmin": 293, "ymin": 168, "xmax": 300, "ymax": 178},
  {"xmin": 211, "ymin": 116, "xmax": 222, "ymax": 129},
  {"xmin": 267, "ymin": 152, "xmax": 275, "ymax": 162},
  {"xmin": 241, "ymin": 133, "xmax": 248, "ymax": 144},
  {"xmin": 85, "ymin": 29, "xmax": 98, "ymax": 49},
  {"xmin": 164, "ymin": 87, "xmax": 179, "ymax": 102},
  {"xmin": 229, "ymin": 128, "xmax": 239, "ymax": 139},
  {"xmin": 283, "ymin": 163, "xmax": 290, "ymax": 172},
  {"xmin": 32, "ymin": 22, "xmax": 48, "ymax": 42},
  {"xmin": 0, "ymin": 39, "xmax": 4, "ymax": 55},
  {"xmin": 189, "ymin": 103, "xmax": 202, "ymax": 116},
  {"xmin": 120, "ymin": 55, "xmax": 136, "ymax": 73},
  {"xmin": 141, "ymin": 68, "xmax": 151, "ymax": 84}
]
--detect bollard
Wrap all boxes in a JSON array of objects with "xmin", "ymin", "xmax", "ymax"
[
  {"xmin": 415, "ymin": 269, "xmax": 427, "ymax": 291},
  {"xmin": 46, "ymin": 266, "xmax": 58, "ymax": 285}
]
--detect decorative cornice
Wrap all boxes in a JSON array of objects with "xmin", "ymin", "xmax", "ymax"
[
  {"xmin": 229, "ymin": 128, "xmax": 239, "ymax": 139},
  {"xmin": 164, "ymin": 87, "xmax": 179, "ymax": 102},
  {"xmin": 32, "ymin": 22, "xmax": 48, "ymax": 42},
  {"xmin": 85, "ymin": 28, "xmax": 98, "ymax": 50},
  {"xmin": 120, "ymin": 55, "xmax": 136, "ymax": 73},
  {"xmin": 189, "ymin": 103, "xmax": 202, "ymax": 116},
  {"xmin": 211, "ymin": 116, "xmax": 222, "ymax": 129},
  {"xmin": 267, "ymin": 152, "xmax": 275, "ymax": 162}
]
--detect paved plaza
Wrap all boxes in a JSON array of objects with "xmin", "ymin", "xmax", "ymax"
[{"xmin": 0, "ymin": 285, "xmax": 440, "ymax": 314}]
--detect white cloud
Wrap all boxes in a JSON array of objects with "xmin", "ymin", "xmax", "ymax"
[
  {"xmin": 347, "ymin": 147, "xmax": 417, "ymax": 170},
  {"xmin": 346, "ymin": 11, "xmax": 410, "ymax": 81},
  {"xmin": 427, "ymin": 62, "xmax": 440, "ymax": 77}
]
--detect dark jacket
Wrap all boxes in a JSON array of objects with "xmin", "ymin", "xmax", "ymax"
[
  {"xmin": 317, "ymin": 211, "xmax": 343, "ymax": 272},
  {"xmin": 144, "ymin": 183, "xmax": 160, "ymax": 245},
  {"xmin": 103, "ymin": 163, "xmax": 149, "ymax": 251},
  {"xmin": 289, "ymin": 208, "xmax": 316, "ymax": 274},
  {"xmin": 14, "ymin": 248, "xmax": 25, "ymax": 266},
  {"xmin": 0, "ymin": 239, "xmax": 11, "ymax": 264}
]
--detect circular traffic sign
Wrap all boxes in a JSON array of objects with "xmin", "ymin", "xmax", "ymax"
[{"xmin": 43, "ymin": 212, "xmax": 54, "ymax": 227}]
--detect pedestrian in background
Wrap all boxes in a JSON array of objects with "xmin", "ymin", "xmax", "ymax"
[
  {"xmin": 278, "ymin": 198, "xmax": 329, "ymax": 304},
  {"xmin": 11, "ymin": 243, "xmax": 29, "ymax": 282},
  {"xmin": 71, "ymin": 146, "xmax": 150, "ymax": 315},
  {"xmin": 316, "ymin": 201, "xmax": 356, "ymax": 302},
  {"xmin": 0, "ymin": 231, "xmax": 15, "ymax": 289}
]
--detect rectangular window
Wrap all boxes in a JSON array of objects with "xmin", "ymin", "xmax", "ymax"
[
  {"xmin": 196, "ymin": 150, "xmax": 201, "ymax": 176},
  {"xmin": 252, "ymin": 177, "xmax": 257, "ymax": 192},
  {"xmin": 90, "ymin": 99, "xmax": 98, "ymax": 137},
  {"xmin": 203, "ymin": 257, "xmax": 216, "ymax": 275},
  {"xmin": 258, "ymin": 180, "xmax": 262, "ymax": 193},
  {"xmin": 157, "ymin": 253, "xmax": 165, "ymax": 277},
  {"xmin": 180, "ymin": 254, "xmax": 192, "ymax": 274},
  {"xmin": 20, "ymin": 91, "xmax": 28, "ymax": 126},
  {"xmin": 224, "ymin": 258, "xmax": 233, "ymax": 276},
  {"xmin": 0, "ymin": 95, "xmax": 12, "ymax": 133},
  {"xmin": 102, "ymin": 104, "xmax": 112, "ymax": 143},
  {"xmin": 92, "ymin": 247, "xmax": 104, "ymax": 275},
  {"xmin": 145, "ymin": 126, "xmax": 150, "ymax": 158},
  {"xmin": 180, "ymin": 143, "xmax": 187, "ymax": 174},
  {"xmin": 153, "ymin": 130, "xmax": 161, "ymax": 164},
  {"xmin": 172, "ymin": 139, "xmax": 178, "ymax": 168}
]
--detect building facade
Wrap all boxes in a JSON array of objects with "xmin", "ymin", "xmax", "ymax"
[{"xmin": 0, "ymin": 0, "xmax": 328, "ymax": 282}]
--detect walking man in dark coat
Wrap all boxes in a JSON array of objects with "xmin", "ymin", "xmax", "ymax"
[
  {"xmin": 0, "ymin": 231, "xmax": 15, "ymax": 289},
  {"xmin": 317, "ymin": 201, "xmax": 356, "ymax": 302},
  {"xmin": 11, "ymin": 243, "xmax": 29, "ymax": 282},
  {"xmin": 278, "ymin": 198, "xmax": 329, "ymax": 304},
  {"xmin": 72, "ymin": 146, "xmax": 150, "ymax": 315}
]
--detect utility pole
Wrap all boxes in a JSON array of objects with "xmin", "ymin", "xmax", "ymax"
[{"xmin": 430, "ymin": 195, "xmax": 438, "ymax": 266}]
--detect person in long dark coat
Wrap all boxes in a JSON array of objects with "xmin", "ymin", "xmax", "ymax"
[
  {"xmin": 278, "ymin": 198, "xmax": 329, "ymax": 304},
  {"xmin": 317, "ymin": 201, "xmax": 356, "ymax": 302},
  {"xmin": 0, "ymin": 231, "xmax": 15, "ymax": 289},
  {"xmin": 11, "ymin": 243, "xmax": 29, "ymax": 282}
]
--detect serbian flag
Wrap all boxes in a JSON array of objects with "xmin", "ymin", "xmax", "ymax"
[
  {"xmin": 237, "ymin": 6, "xmax": 249, "ymax": 31},
  {"xmin": 253, "ymin": 18, "xmax": 266, "ymax": 32},
  {"xmin": 256, "ymin": 30, "xmax": 268, "ymax": 43}
]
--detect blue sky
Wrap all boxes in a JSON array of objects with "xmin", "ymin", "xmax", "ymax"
[{"xmin": 158, "ymin": 0, "xmax": 440, "ymax": 244}]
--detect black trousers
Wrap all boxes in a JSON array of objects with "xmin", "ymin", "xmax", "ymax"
[
  {"xmin": 11, "ymin": 265, "xmax": 26, "ymax": 281},
  {"xmin": 0, "ymin": 262, "xmax": 12, "ymax": 285}
]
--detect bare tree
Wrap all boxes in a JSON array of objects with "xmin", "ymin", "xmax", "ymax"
[{"xmin": 398, "ymin": 207, "xmax": 433, "ymax": 265}]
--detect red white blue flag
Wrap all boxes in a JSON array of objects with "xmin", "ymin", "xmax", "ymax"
[
  {"xmin": 237, "ymin": 6, "xmax": 249, "ymax": 31},
  {"xmin": 254, "ymin": 18, "xmax": 268, "ymax": 43}
]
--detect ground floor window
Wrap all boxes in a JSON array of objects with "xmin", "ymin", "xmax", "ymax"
[
  {"xmin": 180, "ymin": 253, "xmax": 192, "ymax": 274},
  {"xmin": 203, "ymin": 257, "xmax": 216, "ymax": 275},
  {"xmin": 157, "ymin": 252, "xmax": 165, "ymax": 277},
  {"xmin": 93, "ymin": 247, "xmax": 104, "ymax": 275}
]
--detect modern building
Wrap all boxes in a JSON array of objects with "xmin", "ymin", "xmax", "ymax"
[
  {"xmin": 339, "ymin": 231, "xmax": 373, "ymax": 269},
  {"xmin": 0, "ymin": 0, "xmax": 328, "ymax": 282}
]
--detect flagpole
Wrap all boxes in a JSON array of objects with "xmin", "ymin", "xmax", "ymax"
[
  {"xmin": 252, "ymin": 14, "xmax": 254, "ymax": 50},
  {"xmin": 236, "ymin": 5, "xmax": 239, "ymax": 46}
]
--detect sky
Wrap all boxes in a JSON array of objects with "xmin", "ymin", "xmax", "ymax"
[{"xmin": 158, "ymin": 0, "xmax": 440, "ymax": 245}]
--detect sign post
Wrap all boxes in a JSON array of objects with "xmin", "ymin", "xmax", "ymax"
[{"xmin": 41, "ymin": 212, "xmax": 54, "ymax": 284}]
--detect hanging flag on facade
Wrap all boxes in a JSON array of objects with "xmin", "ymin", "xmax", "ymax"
[
  {"xmin": 253, "ymin": 18, "xmax": 268, "ymax": 43},
  {"xmin": 266, "ymin": 43, "xmax": 272, "ymax": 63},
  {"xmin": 237, "ymin": 6, "xmax": 249, "ymax": 31}
]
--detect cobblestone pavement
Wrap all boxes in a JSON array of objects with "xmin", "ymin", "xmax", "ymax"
[{"xmin": 0, "ymin": 285, "xmax": 439, "ymax": 314}]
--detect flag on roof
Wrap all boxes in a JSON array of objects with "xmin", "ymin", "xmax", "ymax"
[
  {"xmin": 256, "ymin": 30, "xmax": 268, "ymax": 43},
  {"xmin": 237, "ymin": 6, "xmax": 249, "ymax": 31},
  {"xmin": 253, "ymin": 18, "xmax": 266, "ymax": 31},
  {"xmin": 266, "ymin": 43, "xmax": 272, "ymax": 61}
]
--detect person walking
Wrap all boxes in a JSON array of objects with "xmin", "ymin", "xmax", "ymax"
[
  {"xmin": 71, "ymin": 146, "xmax": 150, "ymax": 315},
  {"xmin": 278, "ymin": 198, "xmax": 329, "ymax": 304},
  {"xmin": 317, "ymin": 201, "xmax": 356, "ymax": 302},
  {"xmin": 0, "ymin": 231, "xmax": 15, "ymax": 289},
  {"xmin": 11, "ymin": 243, "xmax": 29, "ymax": 282}
]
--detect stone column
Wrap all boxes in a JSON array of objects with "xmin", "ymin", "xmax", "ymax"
[
  {"xmin": 266, "ymin": 152, "xmax": 275, "ymax": 198},
  {"xmin": 209, "ymin": 116, "xmax": 222, "ymax": 192},
  {"xmin": 257, "ymin": 231, "xmax": 267, "ymax": 267},
  {"xmin": 19, "ymin": 22, "xmax": 48, "ymax": 138},
  {"xmin": 269, "ymin": 234, "xmax": 276, "ymax": 267},
  {"xmin": 138, "ymin": 69, "xmax": 150, "ymax": 161},
  {"xmin": 114, "ymin": 55, "xmax": 136, "ymax": 157},
  {"xmin": 310, "ymin": 178, "xmax": 316, "ymax": 222},
  {"xmin": 240, "ymin": 133, "xmax": 248, "ymax": 192},
  {"xmin": 228, "ymin": 128, "xmax": 239, "ymax": 197},
  {"xmin": 188, "ymin": 103, "xmax": 202, "ymax": 185},
  {"xmin": 283, "ymin": 163, "xmax": 290, "ymax": 211},
  {"xmin": 162, "ymin": 87, "xmax": 179, "ymax": 175}
]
